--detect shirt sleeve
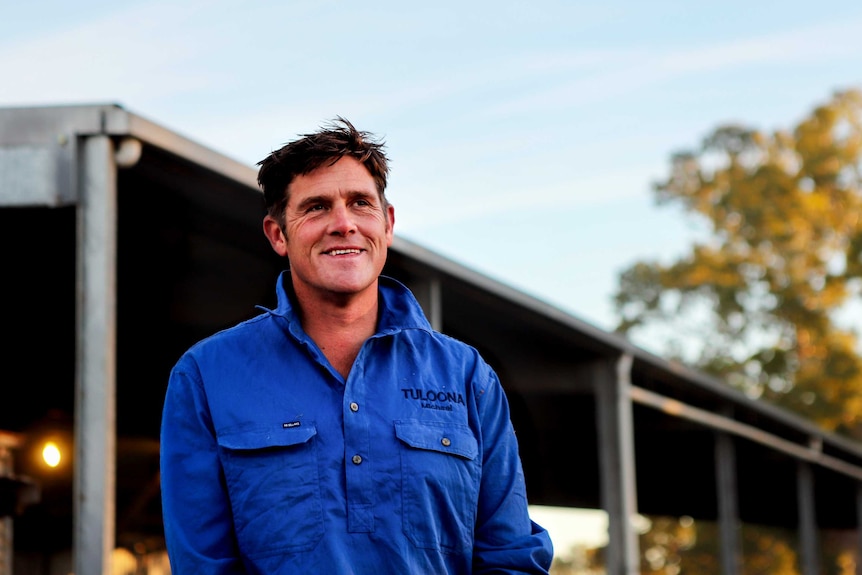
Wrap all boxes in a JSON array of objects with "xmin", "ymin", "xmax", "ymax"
[
  {"xmin": 160, "ymin": 354, "xmax": 246, "ymax": 574},
  {"xmin": 471, "ymin": 365, "xmax": 555, "ymax": 574}
]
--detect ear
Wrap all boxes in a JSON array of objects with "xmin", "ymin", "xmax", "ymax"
[
  {"xmin": 385, "ymin": 204, "xmax": 395, "ymax": 246},
  {"xmin": 263, "ymin": 215, "xmax": 289, "ymax": 257}
]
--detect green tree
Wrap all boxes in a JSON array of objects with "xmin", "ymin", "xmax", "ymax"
[{"xmin": 613, "ymin": 88, "xmax": 862, "ymax": 438}]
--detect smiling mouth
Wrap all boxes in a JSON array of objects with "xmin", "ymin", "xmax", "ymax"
[{"xmin": 326, "ymin": 249, "xmax": 362, "ymax": 256}]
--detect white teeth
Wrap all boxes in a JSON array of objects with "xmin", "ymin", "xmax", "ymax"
[{"xmin": 329, "ymin": 249, "xmax": 360, "ymax": 255}]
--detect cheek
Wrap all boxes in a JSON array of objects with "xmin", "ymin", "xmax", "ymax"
[
  {"xmin": 369, "ymin": 213, "xmax": 392, "ymax": 235},
  {"xmin": 285, "ymin": 222, "xmax": 318, "ymax": 250}
]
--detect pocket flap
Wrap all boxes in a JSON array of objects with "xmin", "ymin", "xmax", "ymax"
[
  {"xmin": 218, "ymin": 425, "xmax": 317, "ymax": 451},
  {"xmin": 395, "ymin": 420, "xmax": 478, "ymax": 460}
]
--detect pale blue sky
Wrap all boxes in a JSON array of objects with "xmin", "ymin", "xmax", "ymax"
[{"xmin": 3, "ymin": 0, "xmax": 862, "ymax": 338}]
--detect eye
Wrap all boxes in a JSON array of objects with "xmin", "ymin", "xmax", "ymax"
[
  {"xmin": 355, "ymin": 194, "xmax": 380, "ymax": 208},
  {"xmin": 306, "ymin": 203, "xmax": 325, "ymax": 213}
]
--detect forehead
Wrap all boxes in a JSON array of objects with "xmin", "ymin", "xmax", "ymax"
[{"xmin": 287, "ymin": 156, "xmax": 376, "ymax": 201}]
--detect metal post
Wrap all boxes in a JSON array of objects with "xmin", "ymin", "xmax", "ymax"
[
  {"xmin": 715, "ymin": 429, "xmax": 741, "ymax": 575},
  {"xmin": 856, "ymin": 483, "xmax": 862, "ymax": 575},
  {"xmin": 797, "ymin": 461, "xmax": 819, "ymax": 575},
  {"xmin": 0, "ymin": 433, "xmax": 20, "ymax": 575},
  {"xmin": 74, "ymin": 134, "xmax": 118, "ymax": 575},
  {"xmin": 408, "ymin": 276, "xmax": 442, "ymax": 331},
  {"xmin": 595, "ymin": 353, "xmax": 640, "ymax": 575}
]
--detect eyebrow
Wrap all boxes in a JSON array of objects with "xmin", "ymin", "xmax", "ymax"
[
  {"xmin": 293, "ymin": 194, "xmax": 329, "ymax": 212},
  {"xmin": 293, "ymin": 190, "xmax": 378, "ymax": 211}
]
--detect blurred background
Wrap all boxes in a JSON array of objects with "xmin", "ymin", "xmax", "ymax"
[{"xmin": 3, "ymin": 1, "xmax": 862, "ymax": 573}]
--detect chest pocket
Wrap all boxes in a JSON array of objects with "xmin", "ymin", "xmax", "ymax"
[
  {"xmin": 395, "ymin": 419, "xmax": 480, "ymax": 551},
  {"xmin": 219, "ymin": 425, "xmax": 323, "ymax": 557}
]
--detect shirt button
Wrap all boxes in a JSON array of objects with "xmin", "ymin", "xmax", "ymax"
[
  {"xmin": 350, "ymin": 402, "xmax": 359, "ymax": 412},
  {"xmin": 441, "ymin": 437, "xmax": 451, "ymax": 447},
  {"xmin": 352, "ymin": 454, "xmax": 363, "ymax": 465}
]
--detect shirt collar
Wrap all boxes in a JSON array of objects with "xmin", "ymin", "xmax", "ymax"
[{"xmin": 271, "ymin": 270, "xmax": 432, "ymax": 335}]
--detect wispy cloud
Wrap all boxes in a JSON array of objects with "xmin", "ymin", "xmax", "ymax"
[
  {"xmin": 0, "ymin": 1, "xmax": 213, "ymax": 105},
  {"xmin": 482, "ymin": 17, "xmax": 862, "ymax": 117},
  {"xmin": 391, "ymin": 161, "xmax": 661, "ymax": 233}
]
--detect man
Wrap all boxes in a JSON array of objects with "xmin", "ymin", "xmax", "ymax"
[{"xmin": 160, "ymin": 117, "xmax": 554, "ymax": 574}]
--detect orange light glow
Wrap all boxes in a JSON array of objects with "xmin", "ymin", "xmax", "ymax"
[{"xmin": 42, "ymin": 441, "xmax": 61, "ymax": 468}]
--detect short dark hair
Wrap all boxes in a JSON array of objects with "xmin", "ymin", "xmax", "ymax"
[{"xmin": 256, "ymin": 117, "xmax": 390, "ymax": 221}]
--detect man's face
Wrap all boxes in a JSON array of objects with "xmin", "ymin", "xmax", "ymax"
[{"xmin": 264, "ymin": 156, "xmax": 394, "ymax": 303}]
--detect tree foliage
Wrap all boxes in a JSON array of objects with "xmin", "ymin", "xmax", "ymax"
[{"xmin": 613, "ymin": 89, "xmax": 862, "ymax": 437}]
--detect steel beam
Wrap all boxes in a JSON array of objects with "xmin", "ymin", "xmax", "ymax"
[{"xmin": 74, "ymin": 134, "xmax": 117, "ymax": 575}]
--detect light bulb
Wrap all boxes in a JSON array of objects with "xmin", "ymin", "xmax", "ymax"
[{"xmin": 42, "ymin": 441, "xmax": 61, "ymax": 468}]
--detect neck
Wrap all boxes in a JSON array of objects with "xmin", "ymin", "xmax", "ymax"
[{"xmin": 294, "ymin": 283, "xmax": 380, "ymax": 379}]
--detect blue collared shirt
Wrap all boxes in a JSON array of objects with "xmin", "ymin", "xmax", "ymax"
[{"xmin": 160, "ymin": 272, "xmax": 553, "ymax": 574}]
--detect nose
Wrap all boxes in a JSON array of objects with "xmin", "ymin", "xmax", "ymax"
[{"xmin": 328, "ymin": 203, "xmax": 356, "ymax": 236}]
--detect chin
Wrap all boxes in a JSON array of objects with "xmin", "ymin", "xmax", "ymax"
[{"xmin": 325, "ymin": 278, "xmax": 377, "ymax": 296}]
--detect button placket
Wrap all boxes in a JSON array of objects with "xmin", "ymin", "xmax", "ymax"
[{"xmin": 343, "ymin": 364, "xmax": 373, "ymax": 532}]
